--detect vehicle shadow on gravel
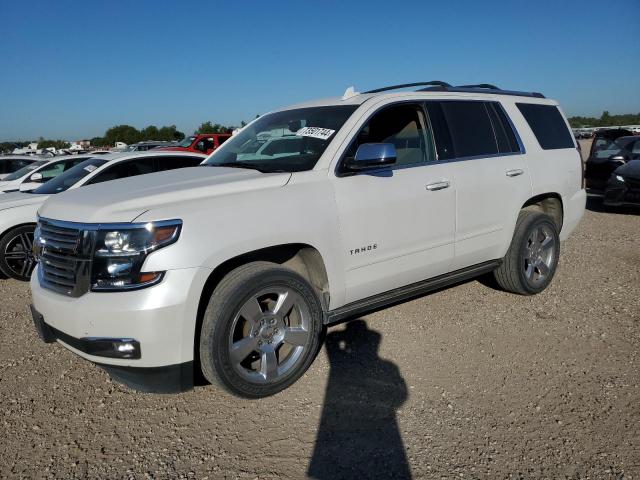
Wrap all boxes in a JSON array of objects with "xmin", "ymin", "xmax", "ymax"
[{"xmin": 307, "ymin": 319, "xmax": 412, "ymax": 480}]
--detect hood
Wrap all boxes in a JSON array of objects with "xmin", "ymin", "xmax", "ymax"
[
  {"xmin": 614, "ymin": 160, "xmax": 640, "ymax": 180},
  {"xmin": 0, "ymin": 192, "xmax": 49, "ymax": 212},
  {"xmin": 38, "ymin": 166, "xmax": 292, "ymax": 223}
]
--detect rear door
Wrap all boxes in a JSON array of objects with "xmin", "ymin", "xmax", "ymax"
[{"xmin": 426, "ymin": 100, "xmax": 532, "ymax": 269}]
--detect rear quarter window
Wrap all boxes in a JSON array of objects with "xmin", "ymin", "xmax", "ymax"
[{"xmin": 516, "ymin": 103, "xmax": 575, "ymax": 150}]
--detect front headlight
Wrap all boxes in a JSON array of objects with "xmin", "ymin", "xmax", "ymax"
[
  {"xmin": 91, "ymin": 220, "xmax": 182, "ymax": 291},
  {"xmin": 615, "ymin": 175, "xmax": 625, "ymax": 182}
]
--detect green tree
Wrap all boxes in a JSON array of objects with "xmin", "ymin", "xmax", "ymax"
[
  {"xmin": 103, "ymin": 125, "xmax": 142, "ymax": 145},
  {"xmin": 195, "ymin": 121, "xmax": 232, "ymax": 134},
  {"xmin": 36, "ymin": 138, "xmax": 71, "ymax": 150}
]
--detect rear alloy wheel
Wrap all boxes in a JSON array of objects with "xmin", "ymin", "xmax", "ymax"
[
  {"xmin": 0, "ymin": 225, "xmax": 37, "ymax": 281},
  {"xmin": 493, "ymin": 211, "xmax": 560, "ymax": 295},
  {"xmin": 200, "ymin": 262, "xmax": 323, "ymax": 398}
]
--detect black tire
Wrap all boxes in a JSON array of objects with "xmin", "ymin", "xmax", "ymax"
[
  {"xmin": 199, "ymin": 261, "xmax": 323, "ymax": 398},
  {"xmin": 0, "ymin": 224, "xmax": 37, "ymax": 281},
  {"xmin": 493, "ymin": 210, "xmax": 560, "ymax": 295}
]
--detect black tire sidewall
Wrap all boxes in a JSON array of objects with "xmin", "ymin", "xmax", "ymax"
[
  {"xmin": 201, "ymin": 265, "xmax": 323, "ymax": 398},
  {"xmin": 515, "ymin": 215, "xmax": 560, "ymax": 295}
]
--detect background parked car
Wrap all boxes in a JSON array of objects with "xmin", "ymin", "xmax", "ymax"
[
  {"xmin": 584, "ymin": 129, "xmax": 639, "ymax": 191},
  {"xmin": 156, "ymin": 133, "xmax": 231, "ymax": 155},
  {"xmin": 0, "ymin": 155, "xmax": 91, "ymax": 194},
  {"xmin": 0, "ymin": 156, "xmax": 42, "ymax": 180},
  {"xmin": 0, "ymin": 151, "xmax": 206, "ymax": 281},
  {"xmin": 126, "ymin": 141, "xmax": 177, "ymax": 152},
  {"xmin": 604, "ymin": 160, "xmax": 640, "ymax": 207}
]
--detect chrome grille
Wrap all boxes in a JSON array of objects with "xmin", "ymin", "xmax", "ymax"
[{"xmin": 37, "ymin": 218, "xmax": 94, "ymax": 297}]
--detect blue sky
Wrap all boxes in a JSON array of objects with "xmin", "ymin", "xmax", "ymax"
[{"xmin": 0, "ymin": 0, "xmax": 638, "ymax": 141}]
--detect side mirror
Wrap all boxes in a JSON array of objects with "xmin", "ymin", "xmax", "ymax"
[
  {"xmin": 345, "ymin": 143, "xmax": 397, "ymax": 171},
  {"xmin": 29, "ymin": 172, "xmax": 43, "ymax": 182},
  {"xmin": 610, "ymin": 155, "xmax": 626, "ymax": 164}
]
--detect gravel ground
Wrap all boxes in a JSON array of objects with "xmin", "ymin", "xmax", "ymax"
[{"xmin": 1, "ymin": 199, "xmax": 639, "ymax": 479}]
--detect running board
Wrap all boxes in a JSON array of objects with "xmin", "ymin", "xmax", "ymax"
[{"xmin": 325, "ymin": 260, "xmax": 501, "ymax": 325}]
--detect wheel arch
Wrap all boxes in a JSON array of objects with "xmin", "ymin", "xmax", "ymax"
[
  {"xmin": 521, "ymin": 193, "xmax": 564, "ymax": 231},
  {"xmin": 0, "ymin": 221, "xmax": 37, "ymax": 240},
  {"xmin": 192, "ymin": 243, "xmax": 330, "ymax": 382}
]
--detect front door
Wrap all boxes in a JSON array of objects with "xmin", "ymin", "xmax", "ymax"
[{"xmin": 331, "ymin": 103, "xmax": 456, "ymax": 304}]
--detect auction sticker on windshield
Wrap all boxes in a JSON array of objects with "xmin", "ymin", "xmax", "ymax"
[
  {"xmin": 84, "ymin": 165, "xmax": 98, "ymax": 173},
  {"xmin": 296, "ymin": 127, "xmax": 335, "ymax": 141}
]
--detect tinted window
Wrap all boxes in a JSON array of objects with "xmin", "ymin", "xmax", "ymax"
[
  {"xmin": 38, "ymin": 162, "xmax": 66, "ymax": 180},
  {"xmin": 217, "ymin": 136, "xmax": 229, "ymax": 146},
  {"xmin": 425, "ymin": 103, "xmax": 455, "ymax": 160},
  {"xmin": 2, "ymin": 161, "xmax": 46, "ymax": 181},
  {"xmin": 155, "ymin": 155, "xmax": 203, "ymax": 171},
  {"xmin": 87, "ymin": 158, "xmax": 155, "ymax": 185},
  {"xmin": 516, "ymin": 103, "xmax": 575, "ymax": 150},
  {"xmin": 486, "ymin": 102, "xmax": 521, "ymax": 153},
  {"xmin": 440, "ymin": 101, "xmax": 498, "ymax": 158},
  {"xmin": 342, "ymin": 104, "xmax": 436, "ymax": 169},
  {"xmin": 32, "ymin": 159, "xmax": 109, "ymax": 194}
]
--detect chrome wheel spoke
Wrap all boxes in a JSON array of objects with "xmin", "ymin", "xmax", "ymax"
[
  {"xmin": 525, "ymin": 262, "xmax": 535, "ymax": 279},
  {"xmin": 230, "ymin": 336, "xmax": 259, "ymax": 364},
  {"xmin": 260, "ymin": 349, "xmax": 278, "ymax": 381},
  {"xmin": 537, "ymin": 261, "xmax": 550, "ymax": 277},
  {"xmin": 540, "ymin": 235, "xmax": 554, "ymax": 251},
  {"xmin": 283, "ymin": 327, "xmax": 308, "ymax": 347},
  {"xmin": 273, "ymin": 290, "xmax": 296, "ymax": 317},
  {"xmin": 239, "ymin": 298, "xmax": 264, "ymax": 327}
]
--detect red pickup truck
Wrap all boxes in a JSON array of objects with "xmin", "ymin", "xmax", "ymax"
[{"xmin": 157, "ymin": 133, "xmax": 231, "ymax": 155}]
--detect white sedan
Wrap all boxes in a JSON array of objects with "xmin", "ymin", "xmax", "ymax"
[
  {"xmin": 0, "ymin": 155, "xmax": 93, "ymax": 194},
  {"xmin": 0, "ymin": 151, "xmax": 206, "ymax": 281}
]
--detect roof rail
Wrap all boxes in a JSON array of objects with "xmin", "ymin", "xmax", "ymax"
[
  {"xmin": 364, "ymin": 81, "xmax": 452, "ymax": 94},
  {"xmin": 363, "ymin": 81, "xmax": 545, "ymax": 99},
  {"xmin": 457, "ymin": 83, "xmax": 500, "ymax": 90}
]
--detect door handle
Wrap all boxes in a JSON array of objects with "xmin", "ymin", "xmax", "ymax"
[
  {"xmin": 425, "ymin": 180, "xmax": 450, "ymax": 191},
  {"xmin": 506, "ymin": 169, "xmax": 524, "ymax": 177}
]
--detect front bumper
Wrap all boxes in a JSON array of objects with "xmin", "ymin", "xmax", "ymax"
[
  {"xmin": 30, "ymin": 265, "xmax": 212, "ymax": 391},
  {"xmin": 604, "ymin": 178, "xmax": 640, "ymax": 206}
]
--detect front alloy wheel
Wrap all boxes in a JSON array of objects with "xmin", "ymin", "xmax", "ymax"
[
  {"xmin": 0, "ymin": 225, "xmax": 36, "ymax": 281},
  {"xmin": 200, "ymin": 262, "xmax": 323, "ymax": 398}
]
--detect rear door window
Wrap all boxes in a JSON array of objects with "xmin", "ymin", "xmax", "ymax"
[
  {"xmin": 439, "ymin": 101, "xmax": 498, "ymax": 158},
  {"xmin": 155, "ymin": 155, "xmax": 204, "ymax": 171},
  {"xmin": 516, "ymin": 103, "xmax": 575, "ymax": 150}
]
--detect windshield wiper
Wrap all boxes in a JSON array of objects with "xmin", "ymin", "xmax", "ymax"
[{"xmin": 207, "ymin": 162, "xmax": 278, "ymax": 173}]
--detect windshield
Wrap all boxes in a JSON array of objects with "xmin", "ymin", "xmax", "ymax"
[
  {"xmin": 592, "ymin": 138, "xmax": 631, "ymax": 159},
  {"xmin": 32, "ymin": 158, "xmax": 108, "ymax": 194},
  {"xmin": 3, "ymin": 161, "xmax": 47, "ymax": 181},
  {"xmin": 204, "ymin": 106, "xmax": 357, "ymax": 172},
  {"xmin": 178, "ymin": 136, "xmax": 196, "ymax": 148}
]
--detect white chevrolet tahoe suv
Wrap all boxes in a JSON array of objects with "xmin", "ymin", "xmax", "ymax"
[{"xmin": 30, "ymin": 82, "xmax": 586, "ymax": 398}]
